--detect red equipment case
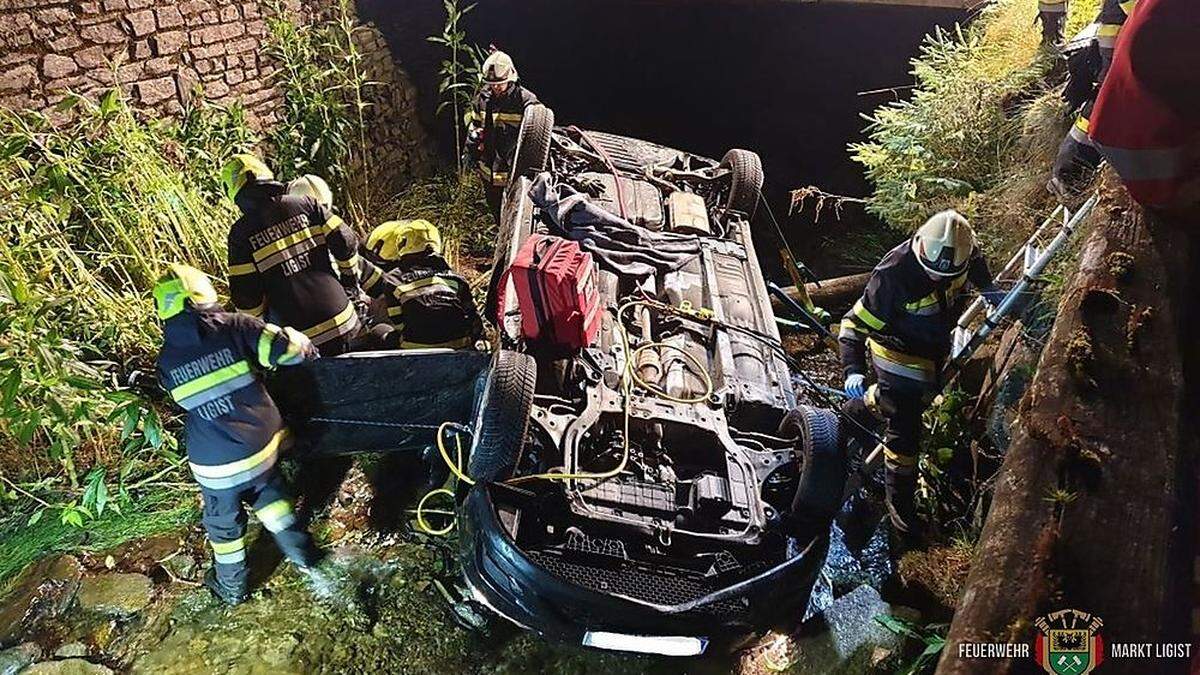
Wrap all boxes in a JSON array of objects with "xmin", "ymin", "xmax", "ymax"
[{"xmin": 500, "ymin": 234, "xmax": 601, "ymax": 351}]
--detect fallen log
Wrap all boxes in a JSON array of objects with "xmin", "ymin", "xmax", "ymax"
[
  {"xmin": 937, "ymin": 192, "xmax": 1192, "ymax": 674},
  {"xmin": 771, "ymin": 272, "xmax": 870, "ymax": 314}
]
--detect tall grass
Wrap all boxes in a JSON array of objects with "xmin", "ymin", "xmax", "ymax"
[
  {"xmin": 428, "ymin": 0, "xmax": 484, "ymax": 170},
  {"xmin": 265, "ymin": 0, "xmax": 372, "ymax": 217},
  {"xmin": 849, "ymin": 0, "xmax": 1101, "ymax": 258}
]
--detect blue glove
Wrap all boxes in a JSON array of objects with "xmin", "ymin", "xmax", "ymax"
[
  {"xmin": 982, "ymin": 287, "xmax": 1006, "ymax": 308},
  {"xmin": 844, "ymin": 373, "xmax": 866, "ymax": 399}
]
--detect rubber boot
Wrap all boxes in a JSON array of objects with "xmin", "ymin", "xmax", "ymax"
[
  {"xmin": 203, "ymin": 566, "xmax": 248, "ymax": 606},
  {"xmin": 884, "ymin": 470, "xmax": 924, "ymax": 553},
  {"xmin": 1039, "ymin": 12, "xmax": 1064, "ymax": 48}
]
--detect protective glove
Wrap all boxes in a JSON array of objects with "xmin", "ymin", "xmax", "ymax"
[
  {"xmin": 844, "ymin": 373, "xmax": 866, "ymax": 399},
  {"xmin": 981, "ymin": 287, "xmax": 1006, "ymax": 308}
]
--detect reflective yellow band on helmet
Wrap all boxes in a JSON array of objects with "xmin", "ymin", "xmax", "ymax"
[
  {"xmin": 256, "ymin": 499, "xmax": 296, "ymax": 532},
  {"xmin": 228, "ymin": 262, "xmax": 257, "ymax": 277},
  {"xmin": 852, "ymin": 299, "xmax": 885, "ymax": 331}
]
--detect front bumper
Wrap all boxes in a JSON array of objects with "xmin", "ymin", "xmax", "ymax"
[{"xmin": 458, "ymin": 486, "xmax": 828, "ymax": 654}]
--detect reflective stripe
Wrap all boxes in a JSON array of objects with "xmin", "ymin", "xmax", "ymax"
[
  {"xmin": 252, "ymin": 226, "xmax": 323, "ymax": 262},
  {"xmin": 278, "ymin": 327, "xmax": 307, "ymax": 365},
  {"xmin": 229, "ymin": 262, "xmax": 257, "ymax": 276},
  {"xmin": 852, "ymin": 299, "xmax": 885, "ymax": 331},
  {"xmin": 839, "ymin": 320, "xmax": 867, "ymax": 338},
  {"xmin": 1118, "ymin": 0, "xmax": 1136, "ymax": 13},
  {"xmin": 1038, "ymin": 0, "xmax": 1066, "ymax": 11},
  {"xmin": 395, "ymin": 274, "xmax": 458, "ymax": 297},
  {"xmin": 883, "ymin": 445, "xmax": 917, "ymax": 467},
  {"xmin": 362, "ymin": 266, "xmax": 382, "ymax": 292},
  {"xmin": 302, "ymin": 302, "xmax": 358, "ymax": 346},
  {"xmin": 253, "ymin": 230, "xmax": 324, "ymax": 272},
  {"xmin": 398, "ymin": 336, "xmax": 473, "ymax": 350},
  {"xmin": 1096, "ymin": 23, "xmax": 1122, "ymax": 47},
  {"xmin": 868, "ymin": 339, "xmax": 935, "ymax": 383},
  {"xmin": 210, "ymin": 537, "xmax": 246, "ymax": 565},
  {"xmin": 491, "ymin": 171, "xmax": 509, "ymax": 186},
  {"xmin": 189, "ymin": 429, "xmax": 287, "ymax": 488},
  {"xmin": 257, "ymin": 324, "xmax": 280, "ymax": 368},
  {"xmin": 171, "ymin": 360, "xmax": 254, "ymax": 410},
  {"xmin": 335, "ymin": 253, "xmax": 360, "ymax": 271},
  {"xmin": 1095, "ymin": 142, "xmax": 1187, "ymax": 181},
  {"xmin": 239, "ymin": 301, "xmax": 266, "ymax": 319},
  {"xmin": 492, "ymin": 112, "xmax": 524, "ymax": 124},
  {"xmin": 323, "ymin": 214, "xmax": 348, "ymax": 235},
  {"xmin": 1069, "ymin": 115, "xmax": 1093, "ymax": 145},
  {"xmin": 256, "ymin": 499, "xmax": 296, "ymax": 532}
]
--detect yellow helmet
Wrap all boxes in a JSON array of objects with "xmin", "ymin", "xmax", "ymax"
[
  {"xmin": 912, "ymin": 209, "xmax": 976, "ymax": 277},
  {"xmin": 287, "ymin": 174, "xmax": 333, "ymax": 209},
  {"xmin": 481, "ymin": 50, "xmax": 518, "ymax": 85},
  {"xmin": 153, "ymin": 263, "xmax": 218, "ymax": 320},
  {"xmin": 219, "ymin": 153, "xmax": 273, "ymax": 202},
  {"xmin": 366, "ymin": 219, "xmax": 443, "ymax": 261}
]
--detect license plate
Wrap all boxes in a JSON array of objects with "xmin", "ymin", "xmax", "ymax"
[{"xmin": 582, "ymin": 630, "xmax": 708, "ymax": 656}]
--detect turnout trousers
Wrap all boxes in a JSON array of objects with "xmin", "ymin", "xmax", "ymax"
[
  {"xmin": 841, "ymin": 348, "xmax": 938, "ymax": 538},
  {"xmin": 200, "ymin": 466, "xmax": 319, "ymax": 594}
]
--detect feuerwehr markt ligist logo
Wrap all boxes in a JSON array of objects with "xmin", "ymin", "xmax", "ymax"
[{"xmin": 1034, "ymin": 609, "xmax": 1104, "ymax": 674}]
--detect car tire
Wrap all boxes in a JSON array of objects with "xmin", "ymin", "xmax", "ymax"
[
  {"xmin": 792, "ymin": 405, "xmax": 846, "ymax": 519},
  {"xmin": 721, "ymin": 148, "xmax": 763, "ymax": 219},
  {"xmin": 511, "ymin": 104, "xmax": 554, "ymax": 180},
  {"xmin": 468, "ymin": 350, "xmax": 537, "ymax": 483}
]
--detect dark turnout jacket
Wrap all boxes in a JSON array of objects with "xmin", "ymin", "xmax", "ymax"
[
  {"xmin": 839, "ymin": 241, "xmax": 993, "ymax": 378},
  {"xmin": 227, "ymin": 182, "xmax": 361, "ymax": 350},
  {"xmin": 375, "ymin": 252, "xmax": 481, "ymax": 348},
  {"xmin": 471, "ymin": 84, "xmax": 539, "ymax": 186},
  {"xmin": 157, "ymin": 305, "xmax": 315, "ymax": 491}
]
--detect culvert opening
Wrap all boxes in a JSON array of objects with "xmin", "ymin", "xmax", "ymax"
[{"xmin": 359, "ymin": 0, "xmax": 964, "ymax": 276}]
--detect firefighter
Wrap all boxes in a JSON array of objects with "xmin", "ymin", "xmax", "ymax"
[
  {"xmin": 838, "ymin": 211, "xmax": 1003, "ymax": 547},
  {"xmin": 1039, "ymin": 0, "xmax": 1067, "ymax": 47},
  {"xmin": 1048, "ymin": 0, "xmax": 1137, "ymax": 196},
  {"xmin": 153, "ymin": 264, "xmax": 323, "ymax": 605},
  {"xmin": 464, "ymin": 49, "xmax": 540, "ymax": 221},
  {"xmin": 223, "ymin": 155, "xmax": 363, "ymax": 356},
  {"xmin": 366, "ymin": 219, "xmax": 482, "ymax": 349}
]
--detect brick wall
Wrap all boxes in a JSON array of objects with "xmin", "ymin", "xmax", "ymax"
[{"xmin": 0, "ymin": 0, "xmax": 433, "ymax": 194}]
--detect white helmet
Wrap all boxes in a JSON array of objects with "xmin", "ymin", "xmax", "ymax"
[
  {"xmin": 481, "ymin": 50, "xmax": 518, "ymax": 85},
  {"xmin": 287, "ymin": 174, "xmax": 333, "ymax": 209},
  {"xmin": 912, "ymin": 209, "xmax": 976, "ymax": 277}
]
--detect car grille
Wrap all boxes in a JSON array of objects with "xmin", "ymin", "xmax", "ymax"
[{"xmin": 525, "ymin": 550, "xmax": 754, "ymax": 617}]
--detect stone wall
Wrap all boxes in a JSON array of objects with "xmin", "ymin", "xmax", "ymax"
[{"xmin": 0, "ymin": 0, "xmax": 433, "ymax": 195}]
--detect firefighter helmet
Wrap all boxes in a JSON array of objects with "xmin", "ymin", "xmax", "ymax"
[
  {"xmin": 481, "ymin": 50, "xmax": 518, "ymax": 85},
  {"xmin": 366, "ymin": 219, "xmax": 443, "ymax": 261},
  {"xmin": 153, "ymin": 263, "xmax": 218, "ymax": 320},
  {"xmin": 287, "ymin": 174, "xmax": 334, "ymax": 209},
  {"xmin": 912, "ymin": 209, "xmax": 976, "ymax": 277},
  {"xmin": 219, "ymin": 153, "xmax": 273, "ymax": 202}
]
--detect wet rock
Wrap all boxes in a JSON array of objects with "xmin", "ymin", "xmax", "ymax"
[
  {"xmin": 789, "ymin": 585, "xmax": 919, "ymax": 674},
  {"xmin": 77, "ymin": 574, "xmax": 153, "ymax": 617},
  {"xmin": 0, "ymin": 555, "xmax": 82, "ymax": 645},
  {"xmin": 23, "ymin": 659, "xmax": 113, "ymax": 675},
  {"xmin": 161, "ymin": 554, "xmax": 197, "ymax": 581},
  {"xmin": 53, "ymin": 643, "xmax": 88, "ymax": 658},
  {"xmin": 0, "ymin": 642, "xmax": 41, "ymax": 675}
]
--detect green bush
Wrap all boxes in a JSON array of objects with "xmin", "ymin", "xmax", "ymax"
[{"xmin": 850, "ymin": 0, "xmax": 1052, "ymax": 233}]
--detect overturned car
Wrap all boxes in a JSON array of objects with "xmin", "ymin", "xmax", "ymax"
[{"xmin": 458, "ymin": 106, "xmax": 846, "ymax": 655}]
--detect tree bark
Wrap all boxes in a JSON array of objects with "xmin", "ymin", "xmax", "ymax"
[
  {"xmin": 938, "ymin": 196, "xmax": 1192, "ymax": 674},
  {"xmin": 772, "ymin": 272, "xmax": 871, "ymax": 314}
]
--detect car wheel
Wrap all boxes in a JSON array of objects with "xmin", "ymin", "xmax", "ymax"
[
  {"xmin": 511, "ymin": 104, "xmax": 554, "ymax": 180},
  {"xmin": 721, "ymin": 148, "xmax": 763, "ymax": 219},
  {"xmin": 792, "ymin": 405, "xmax": 846, "ymax": 518},
  {"xmin": 468, "ymin": 350, "xmax": 537, "ymax": 483}
]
